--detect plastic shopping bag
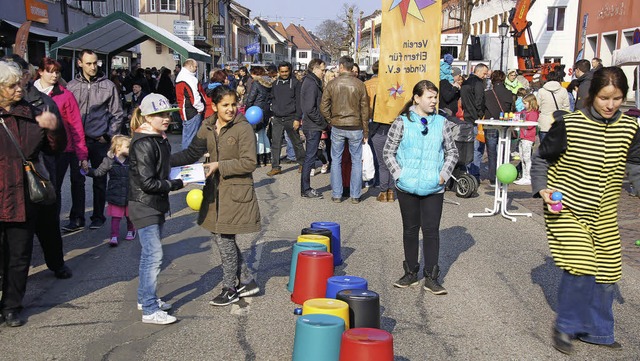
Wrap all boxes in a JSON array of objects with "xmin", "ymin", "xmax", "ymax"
[{"xmin": 362, "ymin": 143, "xmax": 375, "ymax": 181}]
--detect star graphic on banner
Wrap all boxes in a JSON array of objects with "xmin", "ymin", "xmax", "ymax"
[
  {"xmin": 388, "ymin": 82, "xmax": 405, "ymax": 99},
  {"xmin": 389, "ymin": 0, "xmax": 436, "ymax": 24}
]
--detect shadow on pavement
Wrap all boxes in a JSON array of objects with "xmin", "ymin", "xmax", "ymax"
[
  {"xmin": 440, "ymin": 226, "xmax": 475, "ymax": 281},
  {"xmin": 25, "ymin": 213, "xmax": 211, "ymax": 320},
  {"xmin": 531, "ymin": 256, "xmax": 626, "ymax": 313},
  {"xmin": 531, "ymin": 256, "xmax": 561, "ymax": 311}
]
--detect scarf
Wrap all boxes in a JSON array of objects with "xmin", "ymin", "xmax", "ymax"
[{"xmin": 34, "ymin": 79, "xmax": 54, "ymax": 96}]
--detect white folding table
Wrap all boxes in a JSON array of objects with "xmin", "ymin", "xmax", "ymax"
[{"xmin": 468, "ymin": 119, "xmax": 538, "ymax": 222}]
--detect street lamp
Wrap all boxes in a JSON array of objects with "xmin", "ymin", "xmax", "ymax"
[{"xmin": 498, "ymin": 22, "xmax": 509, "ymax": 72}]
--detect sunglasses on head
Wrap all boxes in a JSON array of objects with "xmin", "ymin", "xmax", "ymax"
[{"xmin": 420, "ymin": 117, "xmax": 429, "ymax": 135}]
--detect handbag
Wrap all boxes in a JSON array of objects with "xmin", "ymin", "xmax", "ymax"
[
  {"xmin": 476, "ymin": 123, "xmax": 485, "ymax": 143},
  {"xmin": 0, "ymin": 117, "xmax": 56, "ymax": 205},
  {"xmin": 362, "ymin": 143, "xmax": 375, "ymax": 181}
]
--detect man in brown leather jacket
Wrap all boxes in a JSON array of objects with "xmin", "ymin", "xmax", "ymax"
[{"xmin": 320, "ymin": 56, "xmax": 370, "ymax": 203}]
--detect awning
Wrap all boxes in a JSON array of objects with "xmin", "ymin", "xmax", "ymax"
[
  {"xmin": 49, "ymin": 11, "xmax": 210, "ymax": 63},
  {"xmin": 2, "ymin": 19, "xmax": 67, "ymax": 40},
  {"xmin": 613, "ymin": 43, "xmax": 640, "ymax": 66}
]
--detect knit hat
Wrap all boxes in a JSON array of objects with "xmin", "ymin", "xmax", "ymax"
[
  {"xmin": 443, "ymin": 54, "xmax": 454, "ymax": 65},
  {"xmin": 507, "ymin": 69, "xmax": 518, "ymax": 76},
  {"xmin": 451, "ymin": 67, "xmax": 462, "ymax": 77},
  {"xmin": 139, "ymin": 93, "xmax": 180, "ymax": 116}
]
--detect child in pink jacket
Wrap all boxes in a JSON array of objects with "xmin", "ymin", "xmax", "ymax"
[{"xmin": 514, "ymin": 94, "xmax": 539, "ymax": 185}]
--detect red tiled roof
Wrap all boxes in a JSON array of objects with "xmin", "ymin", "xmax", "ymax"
[
  {"xmin": 285, "ymin": 24, "xmax": 320, "ymax": 52},
  {"xmin": 268, "ymin": 22, "xmax": 290, "ymax": 41}
]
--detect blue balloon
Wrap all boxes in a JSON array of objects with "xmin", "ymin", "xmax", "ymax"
[{"xmin": 245, "ymin": 106, "xmax": 263, "ymax": 125}]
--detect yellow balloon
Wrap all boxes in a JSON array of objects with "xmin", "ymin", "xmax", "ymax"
[{"xmin": 186, "ymin": 189, "xmax": 203, "ymax": 211}]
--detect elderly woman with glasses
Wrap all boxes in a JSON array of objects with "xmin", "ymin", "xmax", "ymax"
[
  {"xmin": 0, "ymin": 60, "xmax": 65, "ymax": 327},
  {"xmin": 383, "ymin": 80, "xmax": 458, "ymax": 295}
]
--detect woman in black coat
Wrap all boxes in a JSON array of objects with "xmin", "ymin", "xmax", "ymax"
[
  {"xmin": 245, "ymin": 66, "xmax": 274, "ymax": 165},
  {"xmin": 156, "ymin": 68, "xmax": 176, "ymax": 104},
  {"xmin": 483, "ymin": 70, "xmax": 514, "ymax": 184}
]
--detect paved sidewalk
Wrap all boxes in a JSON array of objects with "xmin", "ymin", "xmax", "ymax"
[{"xmin": 2, "ymin": 133, "xmax": 639, "ymax": 360}]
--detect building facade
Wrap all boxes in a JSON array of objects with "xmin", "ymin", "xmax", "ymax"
[
  {"xmin": 470, "ymin": 0, "xmax": 579, "ymax": 77},
  {"xmin": 357, "ymin": 10, "xmax": 381, "ymax": 72},
  {"xmin": 1, "ymin": 0, "xmax": 137, "ymax": 71},
  {"xmin": 576, "ymin": 0, "xmax": 638, "ymax": 100},
  {"xmin": 285, "ymin": 23, "xmax": 321, "ymax": 70},
  {"xmin": 138, "ymin": 0, "xmax": 192, "ymax": 69}
]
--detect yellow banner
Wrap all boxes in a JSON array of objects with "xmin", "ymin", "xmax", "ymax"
[{"xmin": 375, "ymin": 0, "xmax": 442, "ymax": 123}]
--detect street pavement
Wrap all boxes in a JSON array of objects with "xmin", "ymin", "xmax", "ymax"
[{"xmin": 2, "ymin": 133, "xmax": 640, "ymax": 361}]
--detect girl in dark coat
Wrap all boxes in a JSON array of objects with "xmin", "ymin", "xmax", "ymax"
[
  {"xmin": 171, "ymin": 85, "xmax": 261, "ymax": 306},
  {"xmin": 87, "ymin": 135, "xmax": 135, "ymax": 246}
]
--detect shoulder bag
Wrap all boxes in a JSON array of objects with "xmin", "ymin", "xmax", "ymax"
[
  {"xmin": 547, "ymin": 89, "xmax": 559, "ymax": 110},
  {"xmin": 0, "ymin": 117, "xmax": 56, "ymax": 205}
]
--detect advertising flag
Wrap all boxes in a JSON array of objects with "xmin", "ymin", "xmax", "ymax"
[{"xmin": 375, "ymin": 0, "xmax": 442, "ymax": 123}]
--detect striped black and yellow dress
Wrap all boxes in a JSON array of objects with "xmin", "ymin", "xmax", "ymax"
[{"xmin": 545, "ymin": 111, "xmax": 639, "ymax": 283}]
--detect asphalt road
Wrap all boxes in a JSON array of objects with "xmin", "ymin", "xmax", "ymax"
[{"xmin": 2, "ymin": 133, "xmax": 639, "ymax": 361}]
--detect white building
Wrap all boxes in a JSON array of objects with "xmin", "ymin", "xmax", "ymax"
[
  {"xmin": 471, "ymin": 0, "xmax": 579, "ymax": 79},
  {"xmin": 139, "ymin": 0, "xmax": 190, "ymax": 69}
]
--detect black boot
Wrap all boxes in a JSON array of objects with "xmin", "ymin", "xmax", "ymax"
[
  {"xmin": 393, "ymin": 261, "xmax": 419, "ymax": 288},
  {"xmin": 265, "ymin": 153, "xmax": 271, "ymax": 166},
  {"xmin": 256, "ymin": 154, "xmax": 262, "ymax": 168},
  {"xmin": 423, "ymin": 265, "xmax": 447, "ymax": 295}
]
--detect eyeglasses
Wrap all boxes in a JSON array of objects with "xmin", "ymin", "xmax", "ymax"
[{"xmin": 420, "ymin": 117, "xmax": 429, "ymax": 135}]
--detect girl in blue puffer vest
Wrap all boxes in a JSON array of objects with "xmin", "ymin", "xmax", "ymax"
[{"xmin": 383, "ymin": 80, "xmax": 459, "ymax": 295}]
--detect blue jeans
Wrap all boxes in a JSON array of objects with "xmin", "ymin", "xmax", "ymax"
[
  {"xmin": 484, "ymin": 129, "xmax": 498, "ymax": 183},
  {"xmin": 469, "ymin": 127, "xmax": 483, "ymax": 180},
  {"xmin": 284, "ymin": 131, "xmax": 296, "ymax": 160},
  {"xmin": 137, "ymin": 224, "xmax": 164, "ymax": 315},
  {"xmin": 301, "ymin": 129, "xmax": 322, "ymax": 193},
  {"xmin": 556, "ymin": 271, "xmax": 616, "ymax": 345},
  {"xmin": 539, "ymin": 131, "xmax": 547, "ymax": 144},
  {"xmin": 182, "ymin": 113, "xmax": 203, "ymax": 150},
  {"xmin": 330, "ymin": 128, "xmax": 363, "ymax": 199}
]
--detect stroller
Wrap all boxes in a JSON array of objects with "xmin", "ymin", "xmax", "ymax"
[{"xmin": 441, "ymin": 110, "xmax": 478, "ymax": 198}]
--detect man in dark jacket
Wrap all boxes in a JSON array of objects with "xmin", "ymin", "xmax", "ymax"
[
  {"xmin": 439, "ymin": 66, "xmax": 462, "ymax": 116},
  {"xmin": 267, "ymin": 61, "xmax": 305, "ymax": 176},
  {"xmin": 66, "ymin": 49, "xmax": 123, "ymax": 231},
  {"xmin": 300, "ymin": 58, "xmax": 328, "ymax": 198},
  {"xmin": 460, "ymin": 63, "xmax": 488, "ymax": 122},
  {"xmin": 460, "ymin": 63, "xmax": 488, "ymax": 181},
  {"xmin": 573, "ymin": 59, "xmax": 592, "ymax": 110}
]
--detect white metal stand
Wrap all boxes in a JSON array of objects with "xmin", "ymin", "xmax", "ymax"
[{"xmin": 468, "ymin": 120, "xmax": 537, "ymax": 222}]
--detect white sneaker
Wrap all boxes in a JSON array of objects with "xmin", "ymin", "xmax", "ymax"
[
  {"xmin": 137, "ymin": 299, "xmax": 172, "ymax": 311},
  {"xmin": 514, "ymin": 178, "xmax": 531, "ymax": 185},
  {"xmin": 310, "ymin": 168, "xmax": 316, "ymax": 177},
  {"xmin": 142, "ymin": 310, "xmax": 176, "ymax": 325},
  {"xmin": 321, "ymin": 163, "xmax": 329, "ymax": 174}
]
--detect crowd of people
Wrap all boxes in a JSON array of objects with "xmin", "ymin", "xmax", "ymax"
[{"xmin": 0, "ymin": 48, "xmax": 639, "ymax": 355}]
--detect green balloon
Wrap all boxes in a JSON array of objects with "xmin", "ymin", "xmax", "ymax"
[{"xmin": 496, "ymin": 163, "xmax": 518, "ymax": 184}]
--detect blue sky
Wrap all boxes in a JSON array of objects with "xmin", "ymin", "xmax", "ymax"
[{"xmin": 236, "ymin": 1, "xmax": 381, "ymax": 32}]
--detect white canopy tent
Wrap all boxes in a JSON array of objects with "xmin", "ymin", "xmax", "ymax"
[{"xmin": 612, "ymin": 43, "xmax": 640, "ymax": 109}]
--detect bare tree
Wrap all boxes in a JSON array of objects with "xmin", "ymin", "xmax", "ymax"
[
  {"xmin": 449, "ymin": 0, "xmax": 480, "ymax": 61},
  {"xmin": 315, "ymin": 19, "xmax": 348, "ymax": 60}
]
